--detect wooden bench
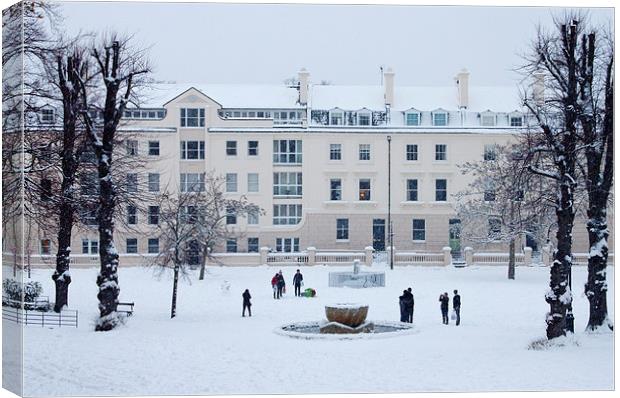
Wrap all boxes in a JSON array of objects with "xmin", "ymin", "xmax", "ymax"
[{"xmin": 117, "ymin": 302, "xmax": 135, "ymax": 317}]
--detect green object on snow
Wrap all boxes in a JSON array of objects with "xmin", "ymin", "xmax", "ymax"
[{"xmin": 303, "ymin": 288, "xmax": 316, "ymax": 297}]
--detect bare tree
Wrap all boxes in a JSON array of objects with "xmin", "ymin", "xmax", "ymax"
[
  {"xmin": 151, "ymin": 175, "xmax": 261, "ymax": 318},
  {"xmin": 456, "ymin": 144, "xmax": 555, "ymax": 279},
  {"xmin": 80, "ymin": 35, "xmax": 150, "ymax": 331}
]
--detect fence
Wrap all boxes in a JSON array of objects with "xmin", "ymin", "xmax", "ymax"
[{"xmin": 2, "ymin": 306, "xmax": 78, "ymax": 328}]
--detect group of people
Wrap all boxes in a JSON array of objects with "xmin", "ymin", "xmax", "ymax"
[
  {"xmin": 270, "ymin": 269, "xmax": 305, "ymax": 299},
  {"xmin": 439, "ymin": 290, "xmax": 461, "ymax": 326},
  {"xmin": 398, "ymin": 288, "xmax": 415, "ymax": 323}
]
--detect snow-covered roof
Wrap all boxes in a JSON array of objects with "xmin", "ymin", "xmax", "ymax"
[{"xmin": 136, "ymin": 83, "xmax": 303, "ymax": 109}]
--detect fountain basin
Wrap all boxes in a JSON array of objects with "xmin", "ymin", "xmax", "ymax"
[
  {"xmin": 324, "ymin": 303, "xmax": 369, "ymax": 327},
  {"xmin": 276, "ymin": 321, "xmax": 415, "ymax": 340}
]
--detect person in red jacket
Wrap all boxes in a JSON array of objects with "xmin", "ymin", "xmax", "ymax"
[{"xmin": 271, "ymin": 274, "xmax": 279, "ymax": 299}]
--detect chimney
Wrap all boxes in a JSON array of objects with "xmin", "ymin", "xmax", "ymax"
[
  {"xmin": 383, "ymin": 67, "xmax": 395, "ymax": 106},
  {"xmin": 298, "ymin": 68, "xmax": 310, "ymax": 105},
  {"xmin": 532, "ymin": 71, "xmax": 545, "ymax": 104},
  {"xmin": 455, "ymin": 68, "xmax": 470, "ymax": 109}
]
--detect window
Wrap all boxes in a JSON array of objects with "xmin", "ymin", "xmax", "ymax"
[
  {"xmin": 226, "ymin": 239, "xmax": 238, "ymax": 253},
  {"xmin": 484, "ymin": 145, "xmax": 497, "ymax": 161},
  {"xmin": 126, "ymin": 173, "xmax": 138, "ymax": 193},
  {"xmin": 124, "ymin": 109, "xmax": 165, "ymax": 120},
  {"xmin": 510, "ymin": 115, "xmax": 524, "ymax": 127},
  {"xmin": 40, "ymin": 178, "xmax": 52, "ymax": 201},
  {"xmin": 126, "ymin": 238, "xmax": 138, "ymax": 254},
  {"xmin": 435, "ymin": 179, "xmax": 447, "ymax": 201},
  {"xmin": 82, "ymin": 239, "xmax": 98, "ymax": 254},
  {"xmin": 127, "ymin": 205, "xmax": 137, "ymax": 225},
  {"xmin": 148, "ymin": 141, "xmax": 160, "ymax": 156},
  {"xmin": 180, "ymin": 206, "xmax": 198, "ymax": 224},
  {"xmin": 406, "ymin": 179, "xmax": 418, "ymax": 201},
  {"xmin": 226, "ymin": 173, "xmax": 238, "ymax": 192},
  {"xmin": 248, "ymin": 141, "xmax": 259, "ymax": 156},
  {"xmin": 148, "ymin": 206, "xmax": 159, "ymax": 225},
  {"xmin": 148, "ymin": 238, "xmax": 159, "ymax": 254},
  {"xmin": 435, "ymin": 144, "xmax": 447, "ymax": 161},
  {"xmin": 273, "ymin": 172, "xmax": 302, "ymax": 196},
  {"xmin": 273, "ymin": 111, "xmax": 302, "ymax": 125},
  {"xmin": 81, "ymin": 173, "xmax": 99, "ymax": 196},
  {"xmin": 273, "ymin": 140, "xmax": 302, "ymax": 164},
  {"xmin": 330, "ymin": 144, "xmax": 342, "ymax": 160},
  {"xmin": 148, "ymin": 173, "xmax": 160, "ymax": 192},
  {"xmin": 330, "ymin": 111, "xmax": 344, "ymax": 125},
  {"xmin": 406, "ymin": 144, "xmax": 418, "ymax": 161},
  {"xmin": 126, "ymin": 140, "xmax": 138, "ymax": 156},
  {"xmin": 181, "ymin": 173, "xmax": 205, "ymax": 192},
  {"xmin": 81, "ymin": 209, "xmax": 98, "ymax": 225},
  {"xmin": 432, "ymin": 112, "xmax": 448, "ymax": 126},
  {"xmin": 40, "ymin": 239, "xmax": 51, "ymax": 255},
  {"xmin": 480, "ymin": 113, "xmax": 496, "ymax": 127},
  {"xmin": 40, "ymin": 108, "xmax": 55, "ymax": 124},
  {"xmin": 248, "ymin": 209, "xmax": 259, "ymax": 225},
  {"xmin": 273, "ymin": 204, "xmax": 302, "ymax": 225},
  {"xmin": 405, "ymin": 112, "xmax": 420, "ymax": 126},
  {"xmin": 180, "ymin": 141, "xmax": 205, "ymax": 160},
  {"xmin": 488, "ymin": 218, "xmax": 502, "ymax": 238},
  {"xmin": 226, "ymin": 206, "xmax": 237, "ymax": 225},
  {"xmin": 330, "ymin": 179, "xmax": 342, "ymax": 201},
  {"xmin": 247, "ymin": 238, "xmax": 259, "ymax": 253},
  {"xmin": 336, "ymin": 219, "xmax": 349, "ymax": 240},
  {"xmin": 276, "ymin": 238, "xmax": 299, "ymax": 253},
  {"xmin": 359, "ymin": 144, "xmax": 371, "ymax": 161},
  {"xmin": 359, "ymin": 179, "xmax": 371, "ymax": 201},
  {"xmin": 226, "ymin": 141, "xmax": 237, "ymax": 156},
  {"xmin": 358, "ymin": 112, "xmax": 371, "ymax": 126},
  {"xmin": 412, "ymin": 219, "xmax": 426, "ymax": 241},
  {"xmin": 180, "ymin": 108, "xmax": 205, "ymax": 127},
  {"xmin": 248, "ymin": 173, "xmax": 259, "ymax": 192}
]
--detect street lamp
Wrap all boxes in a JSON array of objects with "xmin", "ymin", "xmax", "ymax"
[{"xmin": 387, "ymin": 135, "xmax": 393, "ymax": 270}]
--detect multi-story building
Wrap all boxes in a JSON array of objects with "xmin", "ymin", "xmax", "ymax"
[{"xmin": 10, "ymin": 68, "xmax": 614, "ymax": 263}]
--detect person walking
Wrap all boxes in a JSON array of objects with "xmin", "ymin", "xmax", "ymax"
[
  {"xmin": 406, "ymin": 287, "xmax": 415, "ymax": 323},
  {"xmin": 439, "ymin": 292, "xmax": 450, "ymax": 325},
  {"xmin": 276, "ymin": 271, "xmax": 285, "ymax": 298},
  {"xmin": 271, "ymin": 273, "xmax": 279, "ymax": 299},
  {"xmin": 242, "ymin": 289, "xmax": 252, "ymax": 317},
  {"xmin": 399, "ymin": 290, "xmax": 409, "ymax": 322},
  {"xmin": 453, "ymin": 289, "xmax": 461, "ymax": 326},
  {"xmin": 293, "ymin": 269, "xmax": 303, "ymax": 297}
]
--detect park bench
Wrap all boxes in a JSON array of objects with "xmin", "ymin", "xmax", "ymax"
[{"xmin": 117, "ymin": 302, "xmax": 135, "ymax": 317}]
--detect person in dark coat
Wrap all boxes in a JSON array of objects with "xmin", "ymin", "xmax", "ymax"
[
  {"xmin": 271, "ymin": 274, "xmax": 279, "ymax": 299},
  {"xmin": 453, "ymin": 289, "xmax": 461, "ymax": 326},
  {"xmin": 276, "ymin": 271, "xmax": 285, "ymax": 298},
  {"xmin": 439, "ymin": 292, "xmax": 450, "ymax": 325},
  {"xmin": 242, "ymin": 289, "xmax": 252, "ymax": 317},
  {"xmin": 405, "ymin": 287, "xmax": 415, "ymax": 323},
  {"xmin": 293, "ymin": 269, "xmax": 303, "ymax": 297},
  {"xmin": 399, "ymin": 290, "xmax": 409, "ymax": 322}
]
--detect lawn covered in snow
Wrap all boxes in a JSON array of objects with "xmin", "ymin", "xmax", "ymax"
[{"xmin": 5, "ymin": 263, "xmax": 615, "ymax": 395}]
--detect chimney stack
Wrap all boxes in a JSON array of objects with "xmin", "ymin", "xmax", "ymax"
[
  {"xmin": 383, "ymin": 67, "xmax": 395, "ymax": 106},
  {"xmin": 455, "ymin": 68, "xmax": 470, "ymax": 109},
  {"xmin": 298, "ymin": 68, "xmax": 310, "ymax": 105},
  {"xmin": 532, "ymin": 71, "xmax": 545, "ymax": 105}
]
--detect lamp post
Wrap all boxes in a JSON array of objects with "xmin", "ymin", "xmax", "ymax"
[{"xmin": 387, "ymin": 135, "xmax": 393, "ymax": 270}]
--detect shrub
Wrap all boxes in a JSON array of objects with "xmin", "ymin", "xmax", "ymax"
[{"xmin": 2, "ymin": 279, "xmax": 48, "ymax": 310}]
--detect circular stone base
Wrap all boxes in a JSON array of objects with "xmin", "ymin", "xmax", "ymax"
[{"xmin": 276, "ymin": 321, "xmax": 416, "ymax": 340}]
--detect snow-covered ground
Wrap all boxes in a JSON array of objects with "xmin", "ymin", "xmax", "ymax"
[{"xmin": 4, "ymin": 263, "xmax": 615, "ymax": 395}]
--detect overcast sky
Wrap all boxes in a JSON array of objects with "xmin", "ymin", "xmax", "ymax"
[{"xmin": 59, "ymin": 1, "xmax": 613, "ymax": 87}]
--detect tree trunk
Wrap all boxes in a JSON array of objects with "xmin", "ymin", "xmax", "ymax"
[
  {"xmin": 52, "ymin": 208, "xmax": 73, "ymax": 312},
  {"xmin": 545, "ymin": 181, "xmax": 575, "ymax": 339},
  {"xmin": 171, "ymin": 263, "xmax": 180, "ymax": 318},
  {"xmin": 507, "ymin": 237, "xmax": 516, "ymax": 280},
  {"xmin": 198, "ymin": 250, "xmax": 207, "ymax": 280},
  {"xmin": 585, "ymin": 206, "xmax": 612, "ymax": 331}
]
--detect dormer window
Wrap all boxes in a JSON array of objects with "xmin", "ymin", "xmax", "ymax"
[
  {"xmin": 509, "ymin": 113, "xmax": 524, "ymax": 127},
  {"xmin": 357, "ymin": 111, "xmax": 371, "ymax": 126},
  {"xmin": 180, "ymin": 108, "xmax": 205, "ymax": 127},
  {"xmin": 40, "ymin": 108, "xmax": 55, "ymax": 124},
  {"xmin": 480, "ymin": 111, "xmax": 497, "ymax": 127},
  {"xmin": 432, "ymin": 111, "xmax": 448, "ymax": 126},
  {"xmin": 405, "ymin": 111, "xmax": 421, "ymax": 126},
  {"xmin": 329, "ymin": 110, "xmax": 344, "ymax": 126}
]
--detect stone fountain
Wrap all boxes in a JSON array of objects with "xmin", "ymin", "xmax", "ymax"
[{"xmin": 320, "ymin": 303, "xmax": 374, "ymax": 334}]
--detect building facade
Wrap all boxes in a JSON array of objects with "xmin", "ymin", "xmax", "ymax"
[{"xmin": 10, "ymin": 68, "xmax": 614, "ymax": 263}]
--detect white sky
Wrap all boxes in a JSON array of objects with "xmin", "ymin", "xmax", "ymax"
[{"xmin": 58, "ymin": 1, "xmax": 613, "ymax": 86}]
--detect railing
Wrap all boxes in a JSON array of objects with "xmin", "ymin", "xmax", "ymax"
[
  {"xmin": 2, "ymin": 306, "xmax": 78, "ymax": 328},
  {"xmin": 572, "ymin": 252, "xmax": 615, "ymax": 266},
  {"xmin": 266, "ymin": 253, "xmax": 309, "ymax": 265},
  {"xmin": 472, "ymin": 252, "xmax": 525, "ymax": 266},
  {"xmin": 315, "ymin": 252, "xmax": 366, "ymax": 265},
  {"xmin": 394, "ymin": 252, "xmax": 444, "ymax": 266}
]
